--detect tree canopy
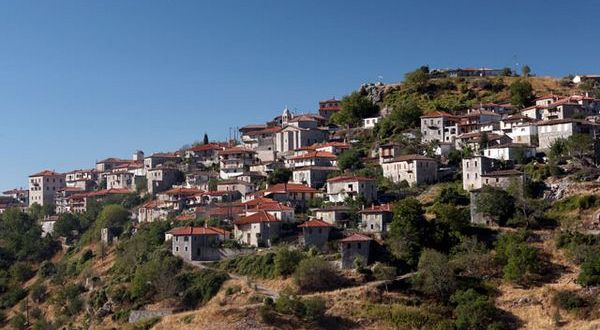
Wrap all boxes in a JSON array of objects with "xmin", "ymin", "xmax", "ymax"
[{"xmin": 330, "ymin": 91, "xmax": 379, "ymax": 127}]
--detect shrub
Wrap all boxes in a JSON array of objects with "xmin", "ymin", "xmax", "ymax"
[
  {"xmin": 372, "ymin": 262, "xmax": 397, "ymax": 281},
  {"xmin": 365, "ymin": 303, "xmax": 449, "ymax": 329},
  {"xmin": 38, "ymin": 261, "xmax": 56, "ymax": 278},
  {"xmin": 303, "ymin": 297, "xmax": 326, "ymax": 322},
  {"xmin": 578, "ymin": 254, "xmax": 600, "ymax": 286},
  {"xmin": 553, "ymin": 290, "xmax": 587, "ymax": 311},
  {"xmin": 9, "ymin": 313, "xmax": 27, "ymax": 330},
  {"xmin": 80, "ymin": 249, "xmax": 94, "ymax": 263},
  {"xmin": 451, "ymin": 289, "xmax": 499, "ymax": 330},
  {"xmin": 218, "ymin": 252, "xmax": 277, "ymax": 278},
  {"xmin": 293, "ymin": 257, "xmax": 343, "ymax": 293},
  {"xmin": 258, "ymin": 298, "xmax": 277, "ymax": 324},
  {"xmin": 495, "ymin": 231, "xmax": 540, "ymax": 284},
  {"xmin": 413, "ymin": 249, "xmax": 456, "ymax": 301},
  {"xmin": 177, "ymin": 269, "xmax": 229, "ymax": 308},
  {"xmin": 30, "ymin": 283, "xmax": 47, "ymax": 303},
  {"xmin": 275, "ymin": 293, "xmax": 305, "ymax": 316},
  {"xmin": 0, "ymin": 287, "xmax": 27, "ymax": 308},
  {"xmin": 9, "ymin": 262, "xmax": 34, "ymax": 283},
  {"xmin": 274, "ymin": 247, "xmax": 304, "ymax": 277}
]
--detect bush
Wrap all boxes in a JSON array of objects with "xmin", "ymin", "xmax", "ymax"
[
  {"xmin": 9, "ymin": 262, "xmax": 34, "ymax": 283},
  {"xmin": 218, "ymin": 252, "xmax": 276, "ymax": 278},
  {"xmin": 258, "ymin": 298, "xmax": 277, "ymax": 323},
  {"xmin": 38, "ymin": 261, "xmax": 56, "ymax": 278},
  {"xmin": 274, "ymin": 247, "xmax": 304, "ymax": 277},
  {"xmin": 9, "ymin": 313, "xmax": 27, "ymax": 330},
  {"xmin": 413, "ymin": 249, "xmax": 456, "ymax": 301},
  {"xmin": 553, "ymin": 290, "xmax": 587, "ymax": 311},
  {"xmin": 495, "ymin": 232, "xmax": 540, "ymax": 284},
  {"xmin": 578, "ymin": 254, "xmax": 600, "ymax": 286},
  {"xmin": 365, "ymin": 303, "xmax": 449, "ymax": 329},
  {"xmin": 293, "ymin": 257, "xmax": 343, "ymax": 293},
  {"xmin": 0, "ymin": 287, "xmax": 27, "ymax": 308},
  {"xmin": 30, "ymin": 283, "xmax": 47, "ymax": 303},
  {"xmin": 372, "ymin": 262, "xmax": 397, "ymax": 281},
  {"xmin": 451, "ymin": 289, "xmax": 499, "ymax": 330},
  {"xmin": 177, "ymin": 269, "xmax": 229, "ymax": 308},
  {"xmin": 303, "ymin": 297, "xmax": 326, "ymax": 322}
]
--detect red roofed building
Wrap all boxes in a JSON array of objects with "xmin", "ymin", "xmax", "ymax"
[
  {"xmin": 339, "ymin": 233, "xmax": 373, "ymax": 268},
  {"xmin": 381, "ymin": 154, "xmax": 438, "ymax": 187},
  {"xmin": 218, "ymin": 147, "xmax": 258, "ymax": 180},
  {"xmin": 289, "ymin": 151, "xmax": 337, "ymax": 168},
  {"xmin": 28, "ymin": 170, "xmax": 65, "ymax": 207},
  {"xmin": 184, "ymin": 143, "xmax": 227, "ymax": 167},
  {"xmin": 233, "ymin": 211, "xmax": 281, "ymax": 247},
  {"xmin": 298, "ymin": 218, "xmax": 333, "ymax": 250},
  {"xmin": 263, "ymin": 183, "xmax": 319, "ymax": 208},
  {"xmin": 246, "ymin": 202, "xmax": 295, "ymax": 222},
  {"xmin": 326, "ymin": 176, "xmax": 377, "ymax": 204},
  {"xmin": 359, "ymin": 204, "xmax": 393, "ymax": 234},
  {"xmin": 168, "ymin": 226, "xmax": 230, "ymax": 261},
  {"xmin": 318, "ymin": 97, "xmax": 341, "ymax": 119}
]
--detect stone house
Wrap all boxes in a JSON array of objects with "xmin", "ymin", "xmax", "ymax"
[
  {"xmin": 146, "ymin": 167, "xmax": 181, "ymax": 195},
  {"xmin": 379, "ymin": 143, "xmax": 402, "ymax": 164},
  {"xmin": 233, "ymin": 211, "xmax": 281, "ymax": 247},
  {"xmin": 144, "ymin": 152, "xmax": 180, "ymax": 170},
  {"xmin": 168, "ymin": 226, "xmax": 229, "ymax": 261},
  {"xmin": 462, "ymin": 156, "xmax": 525, "ymax": 192},
  {"xmin": 420, "ymin": 111, "xmax": 460, "ymax": 143},
  {"xmin": 292, "ymin": 166, "xmax": 337, "ymax": 189},
  {"xmin": 326, "ymin": 176, "xmax": 377, "ymax": 204},
  {"xmin": 29, "ymin": 170, "xmax": 66, "ymax": 206},
  {"xmin": 184, "ymin": 143, "xmax": 226, "ymax": 167},
  {"xmin": 246, "ymin": 202, "xmax": 295, "ymax": 222},
  {"xmin": 482, "ymin": 143, "xmax": 536, "ymax": 162},
  {"xmin": 298, "ymin": 218, "xmax": 333, "ymax": 250},
  {"xmin": 138, "ymin": 199, "xmax": 169, "ymax": 223},
  {"xmin": 240, "ymin": 126, "xmax": 281, "ymax": 162},
  {"xmin": 318, "ymin": 98, "xmax": 341, "ymax": 120},
  {"xmin": 217, "ymin": 180, "xmax": 256, "ymax": 200},
  {"xmin": 314, "ymin": 206, "xmax": 352, "ymax": 226},
  {"xmin": 381, "ymin": 155, "xmax": 438, "ymax": 186},
  {"xmin": 359, "ymin": 204, "xmax": 393, "ymax": 234},
  {"xmin": 263, "ymin": 183, "xmax": 318, "ymax": 208},
  {"xmin": 340, "ymin": 233, "xmax": 373, "ymax": 269},
  {"xmin": 218, "ymin": 147, "xmax": 258, "ymax": 179},
  {"xmin": 288, "ymin": 151, "xmax": 336, "ymax": 169},
  {"xmin": 537, "ymin": 119, "xmax": 600, "ymax": 151}
]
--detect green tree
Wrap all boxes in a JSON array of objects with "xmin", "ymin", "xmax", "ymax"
[
  {"xmin": 293, "ymin": 257, "xmax": 342, "ymax": 293},
  {"xmin": 413, "ymin": 249, "xmax": 456, "ymax": 301},
  {"xmin": 53, "ymin": 213, "xmax": 80, "ymax": 239},
  {"xmin": 267, "ymin": 168, "xmax": 292, "ymax": 185},
  {"xmin": 509, "ymin": 80, "xmax": 534, "ymax": 108},
  {"xmin": 404, "ymin": 66, "xmax": 431, "ymax": 92},
  {"xmin": 478, "ymin": 131, "xmax": 489, "ymax": 152},
  {"xmin": 387, "ymin": 198, "xmax": 427, "ymax": 267},
  {"xmin": 475, "ymin": 186, "xmax": 516, "ymax": 225},
  {"xmin": 337, "ymin": 148, "xmax": 364, "ymax": 172},
  {"xmin": 451, "ymin": 289, "xmax": 499, "ymax": 330},
  {"xmin": 330, "ymin": 91, "xmax": 379, "ymax": 127},
  {"xmin": 578, "ymin": 253, "xmax": 600, "ymax": 286},
  {"xmin": 274, "ymin": 247, "xmax": 304, "ymax": 277},
  {"xmin": 566, "ymin": 134, "xmax": 595, "ymax": 161},
  {"xmin": 203, "ymin": 133, "xmax": 209, "ymax": 145},
  {"xmin": 495, "ymin": 232, "xmax": 540, "ymax": 284},
  {"xmin": 501, "ymin": 67, "xmax": 513, "ymax": 76},
  {"xmin": 375, "ymin": 98, "xmax": 423, "ymax": 139}
]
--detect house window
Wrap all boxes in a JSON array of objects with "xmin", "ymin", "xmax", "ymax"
[
  {"xmin": 175, "ymin": 247, "xmax": 179, "ymax": 252},
  {"xmin": 184, "ymin": 236, "xmax": 189, "ymax": 242},
  {"xmin": 357, "ymin": 243, "xmax": 362, "ymax": 249},
  {"xmin": 184, "ymin": 246, "xmax": 188, "ymax": 251}
]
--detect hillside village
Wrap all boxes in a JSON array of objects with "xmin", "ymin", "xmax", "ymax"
[{"xmin": 2, "ymin": 67, "xmax": 600, "ymax": 329}]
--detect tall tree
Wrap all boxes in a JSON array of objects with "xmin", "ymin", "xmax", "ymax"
[
  {"xmin": 521, "ymin": 65, "xmax": 531, "ymax": 77},
  {"xmin": 387, "ymin": 198, "xmax": 428, "ymax": 267},
  {"xmin": 203, "ymin": 133, "xmax": 209, "ymax": 145},
  {"xmin": 509, "ymin": 80, "xmax": 534, "ymax": 108},
  {"xmin": 331, "ymin": 91, "xmax": 379, "ymax": 127}
]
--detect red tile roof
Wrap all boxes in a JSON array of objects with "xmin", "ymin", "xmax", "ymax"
[
  {"xmin": 233, "ymin": 211, "xmax": 280, "ymax": 225},
  {"xmin": 242, "ymin": 197, "xmax": 278, "ymax": 207},
  {"xmin": 327, "ymin": 175, "xmax": 375, "ymax": 183},
  {"xmin": 254, "ymin": 203, "xmax": 294, "ymax": 211},
  {"xmin": 298, "ymin": 218, "xmax": 333, "ymax": 228},
  {"xmin": 163, "ymin": 187, "xmax": 203, "ymax": 196},
  {"xmin": 340, "ymin": 233, "xmax": 373, "ymax": 242},
  {"xmin": 265, "ymin": 183, "xmax": 318, "ymax": 194},
  {"xmin": 291, "ymin": 151, "xmax": 337, "ymax": 160},
  {"xmin": 420, "ymin": 111, "xmax": 455, "ymax": 118},
  {"xmin": 188, "ymin": 143, "xmax": 226, "ymax": 153},
  {"xmin": 29, "ymin": 170, "xmax": 62, "ymax": 177},
  {"xmin": 218, "ymin": 147, "xmax": 256, "ymax": 155},
  {"xmin": 359, "ymin": 204, "xmax": 392, "ymax": 214},
  {"xmin": 168, "ymin": 226, "xmax": 224, "ymax": 236}
]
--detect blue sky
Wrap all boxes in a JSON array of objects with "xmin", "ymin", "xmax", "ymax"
[{"xmin": 1, "ymin": 0, "xmax": 599, "ymax": 190}]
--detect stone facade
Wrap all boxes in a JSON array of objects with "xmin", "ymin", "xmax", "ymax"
[
  {"xmin": 381, "ymin": 155, "xmax": 438, "ymax": 187},
  {"xmin": 326, "ymin": 176, "xmax": 377, "ymax": 204},
  {"xmin": 340, "ymin": 233, "xmax": 372, "ymax": 269},
  {"xmin": 28, "ymin": 170, "xmax": 66, "ymax": 206}
]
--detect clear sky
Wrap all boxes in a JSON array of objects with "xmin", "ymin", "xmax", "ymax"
[{"xmin": 1, "ymin": 0, "xmax": 599, "ymax": 191}]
